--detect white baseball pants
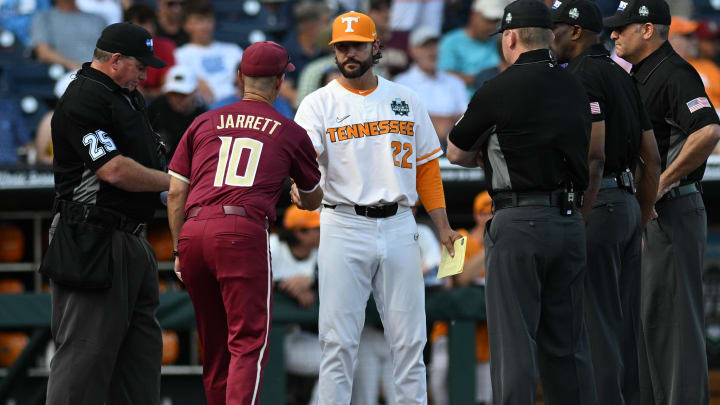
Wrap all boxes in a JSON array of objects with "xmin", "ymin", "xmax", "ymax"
[{"xmin": 317, "ymin": 206, "xmax": 427, "ymax": 405}]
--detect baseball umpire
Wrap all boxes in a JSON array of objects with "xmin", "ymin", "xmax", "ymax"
[
  {"xmin": 447, "ymin": 1, "xmax": 597, "ymax": 404},
  {"xmin": 39, "ymin": 22, "xmax": 170, "ymax": 404},
  {"xmin": 166, "ymin": 41, "xmax": 322, "ymax": 405},
  {"xmin": 551, "ymin": 1, "xmax": 661, "ymax": 404},
  {"xmin": 604, "ymin": 0, "xmax": 720, "ymax": 403},
  {"xmin": 294, "ymin": 10, "xmax": 461, "ymax": 405}
]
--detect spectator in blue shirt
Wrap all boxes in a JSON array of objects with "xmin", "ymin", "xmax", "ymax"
[
  {"xmin": 0, "ymin": 98, "xmax": 32, "ymax": 165},
  {"xmin": 438, "ymin": 0, "xmax": 505, "ymax": 95},
  {"xmin": 0, "ymin": 0, "xmax": 50, "ymax": 46}
]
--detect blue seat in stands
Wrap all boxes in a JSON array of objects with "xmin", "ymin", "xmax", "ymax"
[{"xmin": 0, "ymin": 61, "xmax": 57, "ymax": 100}]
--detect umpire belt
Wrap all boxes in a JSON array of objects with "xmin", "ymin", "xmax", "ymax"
[
  {"xmin": 599, "ymin": 176, "xmax": 620, "ymax": 190},
  {"xmin": 492, "ymin": 191, "xmax": 563, "ymax": 211},
  {"xmin": 55, "ymin": 200, "xmax": 146, "ymax": 236},
  {"xmin": 186, "ymin": 205, "xmax": 247, "ymax": 219},
  {"xmin": 323, "ymin": 203, "xmax": 400, "ymax": 218},
  {"xmin": 658, "ymin": 182, "xmax": 702, "ymax": 203}
]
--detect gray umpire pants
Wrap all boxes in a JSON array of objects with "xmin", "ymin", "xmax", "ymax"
[
  {"xmin": 639, "ymin": 192, "xmax": 708, "ymax": 405},
  {"xmin": 485, "ymin": 206, "xmax": 597, "ymax": 405},
  {"xmin": 46, "ymin": 214, "xmax": 163, "ymax": 405},
  {"xmin": 585, "ymin": 188, "xmax": 642, "ymax": 405}
]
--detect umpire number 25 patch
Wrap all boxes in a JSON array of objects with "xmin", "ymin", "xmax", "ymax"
[{"xmin": 83, "ymin": 130, "xmax": 117, "ymax": 161}]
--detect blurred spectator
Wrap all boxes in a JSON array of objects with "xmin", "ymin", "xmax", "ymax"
[
  {"xmin": 429, "ymin": 191, "xmax": 493, "ymax": 405},
  {"xmin": 271, "ymin": 206, "xmax": 322, "ymax": 405},
  {"xmin": 147, "ymin": 65, "xmax": 206, "ymax": 158},
  {"xmin": 295, "ymin": 28, "xmax": 336, "ymax": 107},
  {"xmin": 35, "ymin": 72, "xmax": 76, "ymax": 165},
  {"xmin": 77, "ymin": 0, "xmax": 122, "ymax": 25},
  {"xmin": 30, "ymin": 0, "xmax": 106, "ymax": 71},
  {"xmin": 174, "ymin": 1, "xmax": 242, "ymax": 105},
  {"xmin": 156, "ymin": 0, "xmax": 189, "ymax": 47},
  {"xmin": 0, "ymin": 97, "xmax": 33, "ymax": 165},
  {"xmin": 389, "ymin": 0, "xmax": 444, "ymax": 36},
  {"xmin": 696, "ymin": 20, "xmax": 720, "ymax": 64},
  {"xmin": 473, "ymin": 38, "xmax": 510, "ymax": 87},
  {"xmin": 438, "ymin": 0, "xmax": 504, "ymax": 95},
  {"xmin": 0, "ymin": 0, "xmax": 50, "ymax": 47},
  {"xmin": 395, "ymin": 27, "xmax": 468, "ymax": 145},
  {"xmin": 370, "ymin": 0, "xmax": 409, "ymax": 77},
  {"xmin": 124, "ymin": 4, "xmax": 176, "ymax": 98},
  {"xmin": 669, "ymin": 17, "xmax": 720, "ymax": 115},
  {"xmin": 211, "ymin": 63, "xmax": 295, "ymax": 119},
  {"xmin": 280, "ymin": 1, "xmax": 331, "ymax": 106}
]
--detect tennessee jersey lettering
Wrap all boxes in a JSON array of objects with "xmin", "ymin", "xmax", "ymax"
[{"xmin": 295, "ymin": 76, "xmax": 442, "ymax": 207}]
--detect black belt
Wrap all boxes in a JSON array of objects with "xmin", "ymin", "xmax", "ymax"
[
  {"xmin": 658, "ymin": 182, "xmax": 702, "ymax": 203},
  {"xmin": 56, "ymin": 200, "xmax": 146, "ymax": 236},
  {"xmin": 492, "ymin": 191, "xmax": 563, "ymax": 211},
  {"xmin": 187, "ymin": 205, "xmax": 247, "ymax": 219},
  {"xmin": 323, "ymin": 203, "xmax": 399, "ymax": 218},
  {"xmin": 599, "ymin": 177, "xmax": 619, "ymax": 190}
]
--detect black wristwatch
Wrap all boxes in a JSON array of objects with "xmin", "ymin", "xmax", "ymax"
[{"xmin": 173, "ymin": 250, "xmax": 179, "ymax": 259}]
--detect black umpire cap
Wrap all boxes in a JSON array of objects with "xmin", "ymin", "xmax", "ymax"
[
  {"xmin": 603, "ymin": 0, "xmax": 671, "ymax": 29},
  {"xmin": 492, "ymin": 0, "xmax": 553, "ymax": 35},
  {"xmin": 551, "ymin": 0, "xmax": 603, "ymax": 33},
  {"xmin": 96, "ymin": 22, "xmax": 167, "ymax": 68}
]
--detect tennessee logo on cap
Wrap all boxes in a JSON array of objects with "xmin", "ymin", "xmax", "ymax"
[
  {"xmin": 617, "ymin": 1, "xmax": 628, "ymax": 11},
  {"xmin": 329, "ymin": 11, "xmax": 377, "ymax": 45}
]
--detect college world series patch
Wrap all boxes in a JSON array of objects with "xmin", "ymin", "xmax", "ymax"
[{"xmin": 391, "ymin": 98, "xmax": 409, "ymax": 116}]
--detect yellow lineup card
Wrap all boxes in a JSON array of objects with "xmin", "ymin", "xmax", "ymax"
[{"xmin": 437, "ymin": 236, "xmax": 467, "ymax": 279}]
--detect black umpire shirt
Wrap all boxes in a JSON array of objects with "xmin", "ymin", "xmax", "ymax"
[
  {"xmin": 449, "ymin": 49, "xmax": 590, "ymax": 194},
  {"xmin": 52, "ymin": 63, "xmax": 164, "ymax": 222},
  {"xmin": 567, "ymin": 43, "xmax": 652, "ymax": 175},
  {"xmin": 631, "ymin": 41, "xmax": 720, "ymax": 184}
]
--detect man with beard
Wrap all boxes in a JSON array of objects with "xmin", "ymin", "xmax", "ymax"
[{"xmin": 294, "ymin": 11, "xmax": 461, "ymax": 405}]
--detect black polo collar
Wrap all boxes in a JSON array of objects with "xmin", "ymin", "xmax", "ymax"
[
  {"xmin": 78, "ymin": 62, "xmax": 122, "ymax": 93},
  {"xmin": 631, "ymin": 40, "xmax": 674, "ymax": 84},
  {"xmin": 567, "ymin": 43, "xmax": 610, "ymax": 71},
  {"xmin": 514, "ymin": 49, "xmax": 554, "ymax": 66}
]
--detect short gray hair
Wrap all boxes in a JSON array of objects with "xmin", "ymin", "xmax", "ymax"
[
  {"xmin": 654, "ymin": 24, "xmax": 669, "ymax": 40},
  {"xmin": 243, "ymin": 75, "xmax": 279, "ymax": 92},
  {"xmin": 515, "ymin": 27, "xmax": 554, "ymax": 48},
  {"xmin": 93, "ymin": 48, "xmax": 114, "ymax": 62}
]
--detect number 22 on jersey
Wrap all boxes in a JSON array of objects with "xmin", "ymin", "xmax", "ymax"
[{"xmin": 214, "ymin": 136, "xmax": 263, "ymax": 187}]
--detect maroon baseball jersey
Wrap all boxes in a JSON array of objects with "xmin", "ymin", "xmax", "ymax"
[{"xmin": 169, "ymin": 99, "xmax": 320, "ymax": 222}]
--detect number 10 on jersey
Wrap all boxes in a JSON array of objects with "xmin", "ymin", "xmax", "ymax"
[{"xmin": 214, "ymin": 136, "xmax": 264, "ymax": 187}]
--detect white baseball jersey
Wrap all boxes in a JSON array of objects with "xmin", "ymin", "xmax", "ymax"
[{"xmin": 294, "ymin": 76, "xmax": 443, "ymax": 207}]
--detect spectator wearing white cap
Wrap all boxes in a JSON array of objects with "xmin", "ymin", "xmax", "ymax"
[
  {"xmin": 438, "ymin": 0, "xmax": 508, "ymax": 95},
  {"xmin": 389, "ymin": 0, "xmax": 444, "ymax": 37},
  {"xmin": 395, "ymin": 27, "xmax": 468, "ymax": 145},
  {"xmin": 147, "ymin": 65, "xmax": 206, "ymax": 157}
]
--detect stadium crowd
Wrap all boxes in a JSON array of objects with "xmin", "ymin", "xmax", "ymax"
[{"xmin": 2, "ymin": 0, "xmax": 720, "ymax": 166}]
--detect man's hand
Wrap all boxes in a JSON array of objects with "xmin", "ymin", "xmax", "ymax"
[
  {"xmin": 438, "ymin": 226, "xmax": 463, "ymax": 257},
  {"xmin": 290, "ymin": 183, "xmax": 303, "ymax": 207},
  {"xmin": 278, "ymin": 275, "xmax": 315, "ymax": 307},
  {"xmin": 655, "ymin": 178, "xmax": 680, "ymax": 203},
  {"xmin": 174, "ymin": 257, "xmax": 183, "ymax": 282}
]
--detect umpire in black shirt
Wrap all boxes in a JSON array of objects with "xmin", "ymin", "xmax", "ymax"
[
  {"xmin": 605, "ymin": 1, "xmax": 720, "ymax": 403},
  {"xmin": 40, "ymin": 22, "xmax": 170, "ymax": 404},
  {"xmin": 551, "ymin": 2, "xmax": 661, "ymax": 404},
  {"xmin": 447, "ymin": 1, "xmax": 596, "ymax": 404}
]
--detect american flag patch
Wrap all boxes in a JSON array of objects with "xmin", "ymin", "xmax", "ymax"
[
  {"xmin": 687, "ymin": 97, "xmax": 711, "ymax": 113},
  {"xmin": 590, "ymin": 102, "xmax": 601, "ymax": 115}
]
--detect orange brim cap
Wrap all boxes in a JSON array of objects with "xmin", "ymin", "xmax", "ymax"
[{"xmin": 329, "ymin": 11, "xmax": 377, "ymax": 45}]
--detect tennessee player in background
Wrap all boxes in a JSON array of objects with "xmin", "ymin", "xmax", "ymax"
[
  {"xmin": 166, "ymin": 42, "xmax": 322, "ymax": 405},
  {"xmin": 293, "ymin": 11, "xmax": 461, "ymax": 405}
]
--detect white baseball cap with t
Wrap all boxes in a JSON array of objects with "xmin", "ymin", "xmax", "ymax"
[
  {"xmin": 163, "ymin": 65, "xmax": 198, "ymax": 95},
  {"xmin": 472, "ymin": 0, "xmax": 506, "ymax": 20}
]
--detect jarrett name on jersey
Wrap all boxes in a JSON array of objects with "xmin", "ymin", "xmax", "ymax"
[{"xmin": 295, "ymin": 76, "xmax": 442, "ymax": 207}]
